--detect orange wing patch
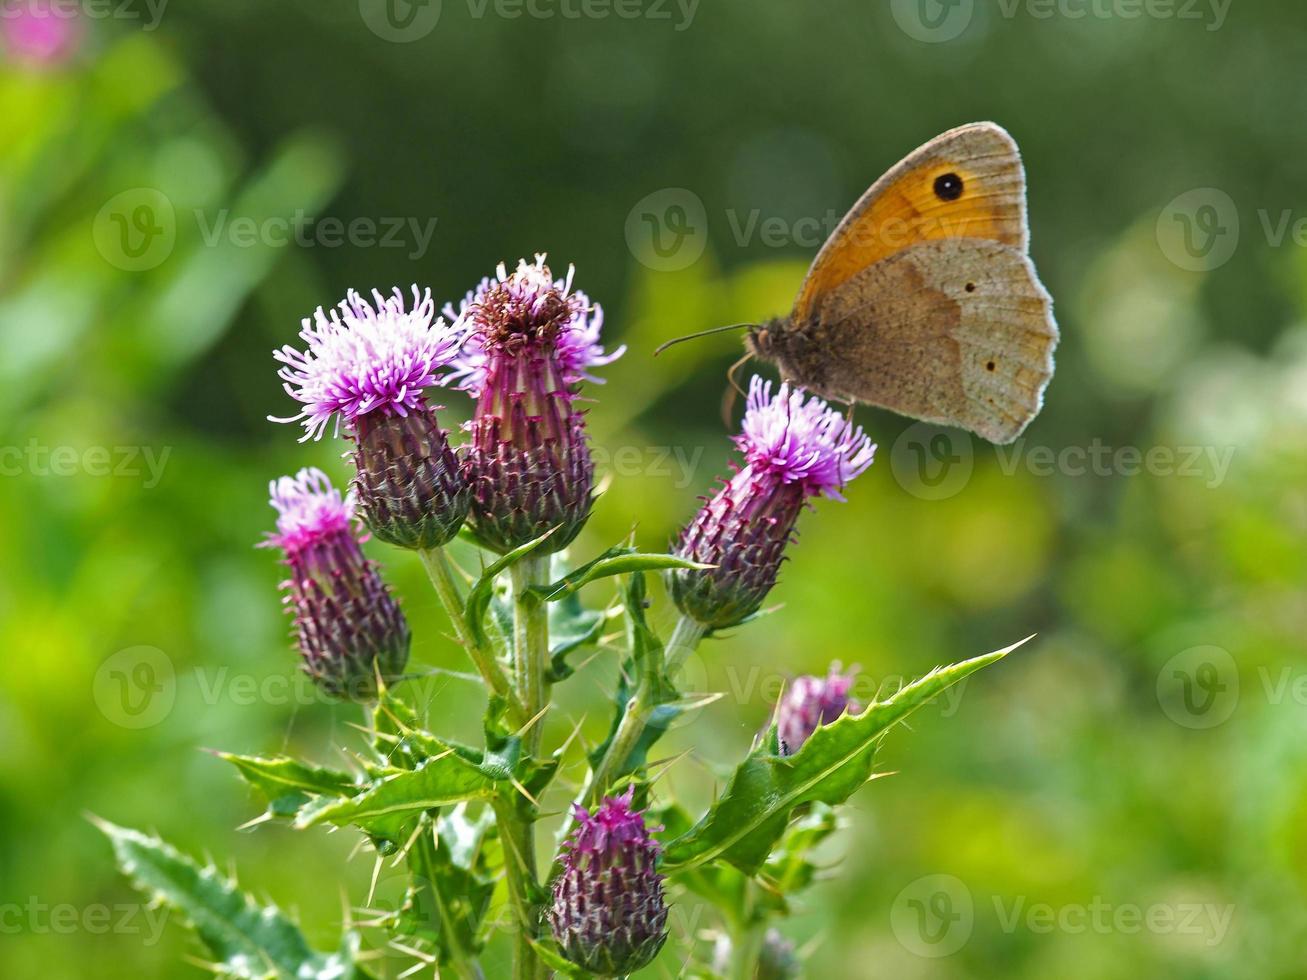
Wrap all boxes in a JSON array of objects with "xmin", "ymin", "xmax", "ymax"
[{"xmin": 793, "ymin": 123, "xmax": 1029, "ymax": 322}]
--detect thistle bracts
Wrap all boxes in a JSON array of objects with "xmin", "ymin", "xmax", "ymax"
[
  {"xmin": 448, "ymin": 255, "xmax": 622, "ymax": 554},
  {"xmin": 670, "ymin": 471, "xmax": 806, "ymax": 629},
  {"xmin": 670, "ymin": 377, "xmax": 876, "ymax": 629},
  {"xmin": 549, "ymin": 791, "xmax": 668, "ymax": 977},
  {"xmin": 272, "ymin": 286, "xmax": 469, "ymax": 548},
  {"xmin": 263, "ymin": 468, "xmax": 409, "ymax": 700},
  {"xmin": 350, "ymin": 405, "xmax": 469, "ymax": 549},
  {"xmin": 464, "ymin": 343, "xmax": 594, "ymax": 554},
  {"xmin": 771, "ymin": 664, "xmax": 860, "ymax": 755}
]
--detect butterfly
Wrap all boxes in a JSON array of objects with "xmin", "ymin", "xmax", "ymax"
[{"xmin": 740, "ymin": 122, "xmax": 1057, "ymax": 445}]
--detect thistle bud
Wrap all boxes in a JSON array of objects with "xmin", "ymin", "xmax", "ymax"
[
  {"xmin": 446, "ymin": 255, "xmax": 622, "ymax": 555},
  {"xmin": 548, "ymin": 791, "xmax": 667, "ymax": 977},
  {"xmin": 670, "ymin": 377, "xmax": 876, "ymax": 629},
  {"xmin": 272, "ymin": 286, "xmax": 469, "ymax": 549},
  {"xmin": 770, "ymin": 664, "xmax": 860, "ymax": 755},
  {"xmin": 262, "ymin": 468, "xmax": 410, "ymax": 700}
]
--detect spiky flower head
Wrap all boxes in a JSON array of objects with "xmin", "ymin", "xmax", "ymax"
[
  {"xmin": 273, "ymin": 288, "xmax": 470, "ymax": 549},
  {"xmin": 447, "ymin": 255, "xmax": 622, "ymax": 554},
  {"xmin": 771, "ymin": 664, "xmax": 861, "ymax": 756},
  {"xmin": 670, "ymin": 377, "xmax": 876, "ymax": 629},
  {"xmin": 262, "ymin": 468, "xmax": 409, "ymax": 700},
  {"xmin": 549, "ymin": 790, "xmax": 668, "ymax": 977}
]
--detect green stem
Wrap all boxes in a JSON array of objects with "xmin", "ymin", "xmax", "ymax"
[
  {"xmin": 510, "ymin": 555, "xmax": 551, "ymax": 755},
  {"xmin": 418, "ymin": 547, "xmax": 524, "ymax": 726},
  {"xmin": 664, "ymin": 614, "xmax": 707, "ymax": 680},
  {"xmin": 584, "ymin": 615, "xmax": 705, "ymax": 807},
  {"xmin": 492, "ymin": 795, "xmax": 544, "ymax": 980},
  {"xmin": 728, "ymin": 881, "xmax": 766, "ymax": 980}
]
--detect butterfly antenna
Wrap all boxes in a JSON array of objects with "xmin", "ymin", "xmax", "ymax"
[
  {"xmin": 721, "ymin": 351, "xmax": 752, "ymax": 427},
  {"xmin": 653, "ymin": 323, "xmax": 755, "ymax": 357}
]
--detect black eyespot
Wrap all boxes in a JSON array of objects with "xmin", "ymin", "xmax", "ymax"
[
  {"xmin": 934, "ymin": 172, "xmax": 964, "ymax": 201},
  {"xmin": 965, "ymin": 282, "xmax": 977, "ymax": 293},
  {"xmin": 986, "ymin": 360, "xmax": 996, "ymax": 372}
]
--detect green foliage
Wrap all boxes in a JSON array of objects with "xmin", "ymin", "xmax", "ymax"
[
  {"xmin": 662, "ymin": 644, "xmax": 1022, "ymax": 873},
  {"xmin": 93, "ymin": 819, "xmax": 369, "ymax": 980},
  {"xmin": 218, "ymin": 753, "xmax": 356, "ymax": 821},
  {"xmin": 528, "ymin": 545, "xmax": 706, "ymax": 602}
]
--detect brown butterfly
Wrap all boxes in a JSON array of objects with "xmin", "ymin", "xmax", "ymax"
[{"xmin": 669, "ymin": 123, "xmax": 1058, "ymax": 445}]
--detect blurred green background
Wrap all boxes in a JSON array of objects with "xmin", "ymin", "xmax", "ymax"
[{"xmin": 3, "ymin": 0, "xmax": 1307, "ymax": 976}]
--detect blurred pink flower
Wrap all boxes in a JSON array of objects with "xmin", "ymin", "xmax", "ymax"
[{"xmin": 2, "ymin": 2, "xmax": 83, "ymax": 67}]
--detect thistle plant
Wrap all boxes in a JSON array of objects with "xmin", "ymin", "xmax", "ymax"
[{"xmin": 97, "ymin": 254, "xmax": 1027, "ymax": 979}]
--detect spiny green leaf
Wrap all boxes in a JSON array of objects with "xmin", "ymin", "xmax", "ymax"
[
  {"xmin": 218, "ymin": 754, "xmax": 356, "ymax": 821},
  {"xmin": 465, "ymin": 528, "xmax": 557, "ymax": 647},
  {"xmin": 546, "ymin": 592, "xmax": 608, "ymax": 682},
  {"xmin": 396, "ymin": 811, "xmax": 496, "ymax": 963},
  {"xmin": 761, "ymin": 804, "xmax": 839, "ymax": 900},
  {"xmin": 530, "ymin": 547, "xmax": 707, "ymax": 603},
  {"xmin": 528, "ymin": 938, "xmax": 587, "ymax": 977},
  {"xmin": 661, "ymin": 641, "xmax": 1025, "ymax": 873},
  {"xmin": 297, "ymin": 751, "xmax": 497, "ymax": 845},
  {"xmin": 92, "ymin": 818, "xmax": 369, "ymax": 979}
]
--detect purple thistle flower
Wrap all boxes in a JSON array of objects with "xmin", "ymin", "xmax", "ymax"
[
  {"xmin": 549, "ymin": 790, "xmax": 668, "ymax": 977},
  {"xmin": 273, "ymin": 286, "xmax": 459, "ymax": 441},
  {"xmin": 273, "ymin": 287, "xmax": 470, "ymax": 549},
  {"xmin": 670, "ymin": 377, "xmax": 876, "ymax": 629},
  {"xmin": 262, "ymin": 468, "xmax": 410, "ymax": 700},
  {"xmin": 443, "ymin": 254, "xmax": 623, "ymax": 393},
  {"xmin": 770, "ymin": 664, "xmax": 861, "ymax": 756},
  {"xmin": 449, "ymin": 255, "xmax": 622, "ymax": 554}
]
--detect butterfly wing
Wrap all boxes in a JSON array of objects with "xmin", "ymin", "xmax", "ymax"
[
  {"xmin": 784, "ymin": 122, "xmax": 1057, "ymax": 443},
  {"xmin": 806, "ymin": 237, "xmax": 1055, "ymax": 444}
]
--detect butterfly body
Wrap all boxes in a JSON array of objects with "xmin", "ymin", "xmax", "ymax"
[{"xmin": 746, "ymin": 122, "xmax": 1058, "ymax": 445}]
